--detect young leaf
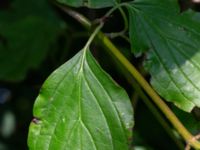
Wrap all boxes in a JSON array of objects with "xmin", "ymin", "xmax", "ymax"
[
  {"xmin": 28, "ymin": 49, "xmax": 134, "ymax": 150},
  {"xmin": 126, "ymin": 0, "xmax": 200, "ymax": 112},
  {"xmin": 56, "ymin": 0, "xmax": 120, "ymax": 8}
]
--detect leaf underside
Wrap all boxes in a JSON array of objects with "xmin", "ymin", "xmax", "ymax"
[
  {"xmin": 56, "ymin": 0, "xmax": 119, "ymax": 8},
  {"xmin": 127, "ymin": 0, "xmax": 200, "ymax": 112},
  {"xmin": 28, "ymin": 50, "xmax": 134, "ymax": 150}
]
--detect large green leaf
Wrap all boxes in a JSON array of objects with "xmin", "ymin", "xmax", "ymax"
[
  {"xmin": 126, "ymin": 0, "xmax": 200, "ymax": 112},
  {"xmin": 56, "ymin": 0, "xmax": 120, "ymax": 8},
  {"xmin": 28, "ymin": 49, "xmax": 134, "ymax": 149},
  {"xmin": 0, "ymin": 0, "xmax": 66, "ymax": 81}
]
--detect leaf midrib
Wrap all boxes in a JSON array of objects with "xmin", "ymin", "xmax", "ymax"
[{"xmin": 84, "ymin": 55, "xmax": 128, "ymax": 147}]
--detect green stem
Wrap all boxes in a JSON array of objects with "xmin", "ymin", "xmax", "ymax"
[
  {"xmin": 54, "ymin": 3, "xmax": 91, "ymax": 29},
  {"xmin": 103, "ymin": 3, "xmax": 128, "ymax": 19},
  {"xmin": 108, "ymin": 56, "xmax": 184, "ymax": 149},
  {"xmin": 83, "ymin": 23, "xmax": 103, "ymax": 50},
  {"xmin": 104, "ymin": 6, "xmax": 128, "ymax": 39},
  {"xmin": 130, "ymin": 77, "xmax": 184, "ymax": 149},
  {"xmin": 80, "ymin": 23, "xmax": 103, "ymax": 70},
  {"xmin": 55, "ymin": 4, "xmax": 200, "ymax": 150},
  {"xmin": 99, "ymin": 33, "xmax": 200, "ymax": 149},
  {"xmin": 118, "ymin": 7, "xmax": 128, "ymax": 32}
]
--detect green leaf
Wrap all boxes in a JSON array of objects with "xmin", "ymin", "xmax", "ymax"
[
  {"xmin": 127, "ymin": 0, "xmax": 179, "ymax": 55},
  {"xmin": 126, "ymin": 0, "xmax": 200, "ymax": 112},
  {"xmin": 0, "ymin": 0, "xmax": 66, "ymax": 81},
  {"xmin": 56, "ymin": 0, "xmax": 120, "ymax": 8},
  {"xmin": 28, "ymin": 50, "xmax": 134, "ymax": 150}
]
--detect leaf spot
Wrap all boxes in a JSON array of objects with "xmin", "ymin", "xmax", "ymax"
[{"xmin": 32, "ymin": 117, "xmax": 41, "ymax": 124}]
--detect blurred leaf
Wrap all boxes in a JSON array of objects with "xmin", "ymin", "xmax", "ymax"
[
  {"xmin": 56, "ymin": 0, "xmax": 120, "ymax": 8},
  {"xmin": 126, "ymin": 0, "xmax": 200, "ymax": 112},
  {"xmin": 0, "ymin": 88, "xmax": 11, "ymax": 104},
  {"xmin": 0, "ymin": 142, "xmax": 7, "ymax": 150},
  {"xmin": 0, "ymin": 0, "xmax": 66, "ymax": 81},
  {"xmin": 28, "ymin": 50, "xmax": 134, "ymax": 149},
  {"xmin": 0, "ymin": 111, "xmax": 16, "ymax": 138},
  {"xmin": 134, "ymin": 146, "xmax": 154, "ymax": 150}
]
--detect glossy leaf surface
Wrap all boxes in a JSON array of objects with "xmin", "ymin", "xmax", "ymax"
[
  {"xmin": 28, "ymin": 50, "xmax": 134, "ymax": 150},
  {"xmin": 0, "ymin": 0, "xmax": 65, "ymax": 81},
  {"xmin": 57, "ymin": 0, "xmax": 119, "ymax": 8},
  {"xmin": 127, "ymin": 0, "xmax": 200, "ymax": 112}
]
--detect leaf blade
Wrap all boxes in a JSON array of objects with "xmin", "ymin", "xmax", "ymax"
[
  {"xmin": 28, "ymin": 50, "xmax": 134, "ymax": 150},
  {"xmin": 126, "ymin": 0, "xmax": 200, "ymax": 112}
]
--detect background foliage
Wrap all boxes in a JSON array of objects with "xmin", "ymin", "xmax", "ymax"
[{"xmin": 1, "ymin": 0, "xmax": 200, "ymax": 149}]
